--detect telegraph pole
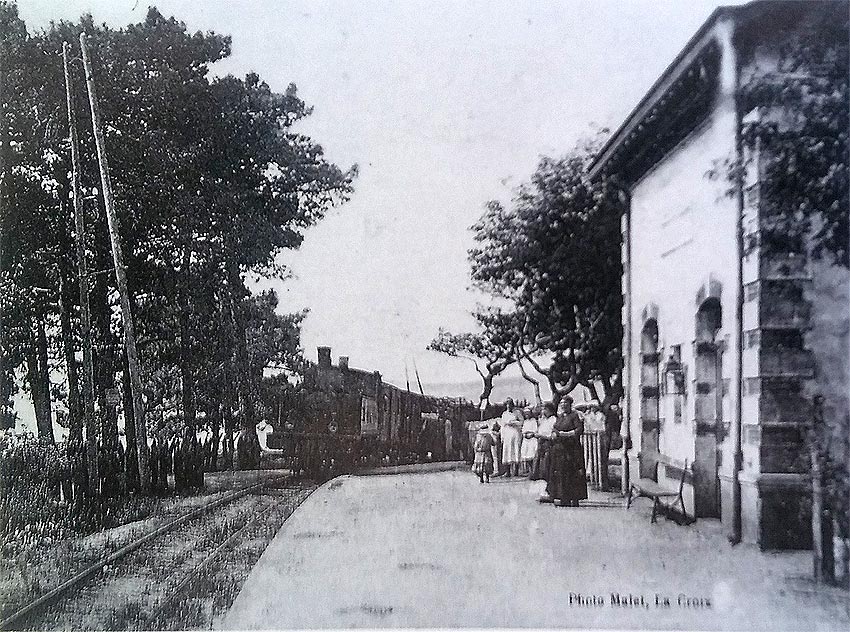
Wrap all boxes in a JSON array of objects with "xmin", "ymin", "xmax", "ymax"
[
  {"xmin": 0, "ymin": 59, "xmax": 8, "ymax": 430},
  {"xmin": 79, "ymin": 33, "xmax": 150, "ymax": 493},
  {"xmin": 63, "ymin": 42, "xmax": 99, "ymax": 494}
]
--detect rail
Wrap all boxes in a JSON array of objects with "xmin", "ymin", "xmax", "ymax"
[
  {"xmin": 150, "ymin": 499, "xmax": 282, "ymax": 623},
  {"xmin": 0, "ymin": 474, "xmax": 291, "ymax": 630}
]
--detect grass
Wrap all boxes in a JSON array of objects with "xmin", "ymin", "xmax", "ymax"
[
  {"xmin": 154, "ymin": 488, "xmax": 314, "ymax": 630},
  {"xmin": 0, "ymin": 470, "xmax": 292, "ymax": 623}
]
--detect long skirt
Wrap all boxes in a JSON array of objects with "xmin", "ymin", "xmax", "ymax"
[
  {"xmin": 520, "ymin": 436, "xmax": 538, "ymax": 461},
  {"xmin": 547, "ymin": 440, "xmax": 587, "ymax": 502},
  {"xmin": 501, "ymin": 430, "xmax": 522, "ymax": 464},
  {"xmin": 472, "ymin": 451, "xmax": 494, "ymax": 475},
  {"xmin": 529, "ymin": 440, "xmax": 550, "ymax": 481}
]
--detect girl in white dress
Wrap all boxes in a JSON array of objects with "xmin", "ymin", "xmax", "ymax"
[{"xmin": 520, "ymin": 407, "xmax": 538, "ymax": 474}]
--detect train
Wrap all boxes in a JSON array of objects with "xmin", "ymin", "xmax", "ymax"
[{"xmin": 262, "ymin": 347, "xmax": 481, "ymax": 478}]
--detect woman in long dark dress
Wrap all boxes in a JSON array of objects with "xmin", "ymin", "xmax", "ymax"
[
  {"xmin": 547, "ymin": 396, "xmax": 588, "ymax": 507},
  {"xmin": 530, "ymin": 402, "xmax": 557, "ymax": 502}
]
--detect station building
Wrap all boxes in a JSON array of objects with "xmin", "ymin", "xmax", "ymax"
[{"xmin": 590, "ymin": 0, "xmax": 849, "ymax": 548}]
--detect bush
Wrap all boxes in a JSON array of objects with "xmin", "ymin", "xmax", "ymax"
[
  {"xmin": 0, "ymin": 434, "xmax": 72, "ymax": 549},
  {"xmin": 0, "ymin": 434, "xmax": 161, "ymax": 553}
]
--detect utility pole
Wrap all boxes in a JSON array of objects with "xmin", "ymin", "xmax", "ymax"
[
  {"xmin": 79, "ymin": 33, "xmax": 150, "ymax": 493},
  {"xmin": 63, "ymin": 42, "xmax": 99, "ymax": 494},
  {"xmin": 0, "ymin": 60, "xmax": 8, "ymax": 431}
]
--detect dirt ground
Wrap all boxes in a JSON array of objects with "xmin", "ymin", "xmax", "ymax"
[{"xmin": 221, "ymin": 469, "xmax": 850, "ymax": 630}]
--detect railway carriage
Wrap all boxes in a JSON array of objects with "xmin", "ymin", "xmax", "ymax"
[{"xmin": 264, "ymin": 347, "xmax": 476, "ymax": 479}]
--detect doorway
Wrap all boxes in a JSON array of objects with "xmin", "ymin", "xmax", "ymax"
[
  {"xmin": 639, "ymin": 319, "xmax": 660, "ymax": 481},
  {"xmin": 694, "ymin": 298, "xmax": 722, "ymax": 518}
]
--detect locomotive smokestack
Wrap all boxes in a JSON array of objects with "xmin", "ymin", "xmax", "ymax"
[{"xmin": 317, "ymin": 346, "xmax": 331, "ymax": 368}]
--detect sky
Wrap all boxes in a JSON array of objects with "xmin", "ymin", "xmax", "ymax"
[{"xmin": 14, "ymin": 0, "xmax": 747, "ymax": 414}]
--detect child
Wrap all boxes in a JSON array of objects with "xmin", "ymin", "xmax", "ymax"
[
  {"xmin": 471, "ymin": 424, "xmax": 495, "ymax": 483},
  {"xmin": 520, "ymin": 406, "xmax": 538, "ymax": 475}
]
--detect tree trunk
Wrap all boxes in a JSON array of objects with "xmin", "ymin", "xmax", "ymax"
[
  {"xmin": 812, "ymin": 440, "xmax": 825, "ymax": 582},
  {"xmin": 90, "ymin": 259, "xmax": 120, "ymax": 497},
  {"xmin": 835, "ymin": 516, "xmax": 848, "ymax": 586},
  {"xmin": 230, "ymin": 295, "xmax": 255, "ymax": 430},
  {"xmin": 810, "ymin": 399, "xmax": 838, "ymax": 583},
  {"xmin": 121, "ymin": 351, "xmax": 139, "ymax": 492},
  {"xmin": 478, "ymin": 374, "xmax": 494, "ymax": 421},
  {"xmin": 0, "ymin": 357, "xmax": 11, "ymax": 429},
  {"xmin": 222, "ymin": 394, "xmax": 234, "ymax": 470},
  {"xmin": 179, "ymin": 244, "xmax": 196, "ymax": 431},
  {"xmin": 480, "ymin": 375, "xmax": 493, "ymax": 409},
  {"xmin": 96, "ymin": 339, "xmax": 120, "ymax": 497},
  {"xmin": 29, "ymin": 310, "xmax": 54, "ymax": 443},
  {"xmin": 219, "ymin": 301, "xmax": 235, "ymax": 470},
  {"xmin": 549, "ymin": 376, "xmax": 562, "ymax": 409},
  {"xmin": 58, "ymin": 256, "xmax": 82, "ymax": 444},
  {"xmin": 96, "ymin": 335, "xmax": 119, "ymax": 447},
  {"xmin": 822, "ymin": 505, "xmax": 835, "ymax": 583},
  {"xmin": 517, "ymin": 356, "xmax": 542, "ymax": 406},
  {"xmin": 227, "ymin": 263, "xmax": 259, "ymax": 469},
  {"xmin": 209, "ymin": 403, "xmax": 221, "ymax": 471}
]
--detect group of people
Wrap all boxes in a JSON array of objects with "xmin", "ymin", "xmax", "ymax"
[{"xmin": 469, "ymin": 396, "xmax": 587, "ymax": 507}]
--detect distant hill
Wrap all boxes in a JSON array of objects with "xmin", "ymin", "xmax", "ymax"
[
  {"xmin": 420, "ymin": 375, "xmax": 597, "ymax": 406},
  {"xmin": 421, "ymin": 375, "xmax": 550, "ymax": 404}
]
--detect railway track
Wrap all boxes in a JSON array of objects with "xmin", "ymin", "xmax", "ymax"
[{"xmin": 2, "ymin": 476, "xmax": 315, "ymax": 631}]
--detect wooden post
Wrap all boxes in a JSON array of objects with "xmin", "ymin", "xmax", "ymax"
[
  {"xmin": 79, "ymin": 33, "xmax": 150, "ymax": 493},
  {"xmin": 811, "ymin": 440, "xmax": 824, "ymax": 582},
  {"xmin": 63, "ymin": 43, "xmax": 100, "ymax": 493},
  {"xmin": 621, "ymin": 186, "xmax": 632, "ymax": 497},
  {"xmin": 724, "ymin": 17, "xmax": 744, "ymax": 545},
  {"xmin": 0, "ymin": 61, "xmax": 10, "ymax": 431}
]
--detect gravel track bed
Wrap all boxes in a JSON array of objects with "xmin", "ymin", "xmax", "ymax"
[
  {"xmin": 158, "ymin": 487, "xmax": 315, "ymax": 631},
  {"xmin": 0, "ymin": 470, "xmax": 290, "ymax": 621},
  {"xmin": 10, "ymin": 480, "xmax": 315, "ymax": 631}
]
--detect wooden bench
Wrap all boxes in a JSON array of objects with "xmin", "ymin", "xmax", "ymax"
[{"xmin": 626, "ymin": 459, "xmax": 689, "ymax": 524}]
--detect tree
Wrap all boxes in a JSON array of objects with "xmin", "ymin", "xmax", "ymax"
[
  {"xmin": 198, "ymin": 72, "xmax": 355, "ymax": 467},
  {"xmin": 246, "ymin": 290, "xmax": 308, "ymax": 432},
  {"xmin": 0, "ymin": 1, "xmax": 71, "ymax": 443},
  {"xmin": 66, "ymin": 10, "xmax": 353, "ymax": 471},
  {"xmin": 735, "ymin": 6, "xmax": 849, "ymax": 268},
  {"xmin": 0, "ymin": 5, "xmax": 356, "ymax": 488},
  {"xmin": 468, "ymin": 134, "xmax": 624, "ymax": 411},
  {"xmin": 728, "ymin": 6, "xmax": 849, "ymax": 583},
  {"xmin": 428, "ymin": 307, "xmax": 517, "ymax": 412}
]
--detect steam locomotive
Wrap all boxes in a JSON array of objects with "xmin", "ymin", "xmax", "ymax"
[{"xmin": 263, "ymin": 347, "xmax": 479, "ymax": 478}]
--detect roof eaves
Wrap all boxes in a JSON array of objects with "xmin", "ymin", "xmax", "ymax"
[{"xmin": 588, "ymin": 4, "xmax": 739, "ymax": 181}]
